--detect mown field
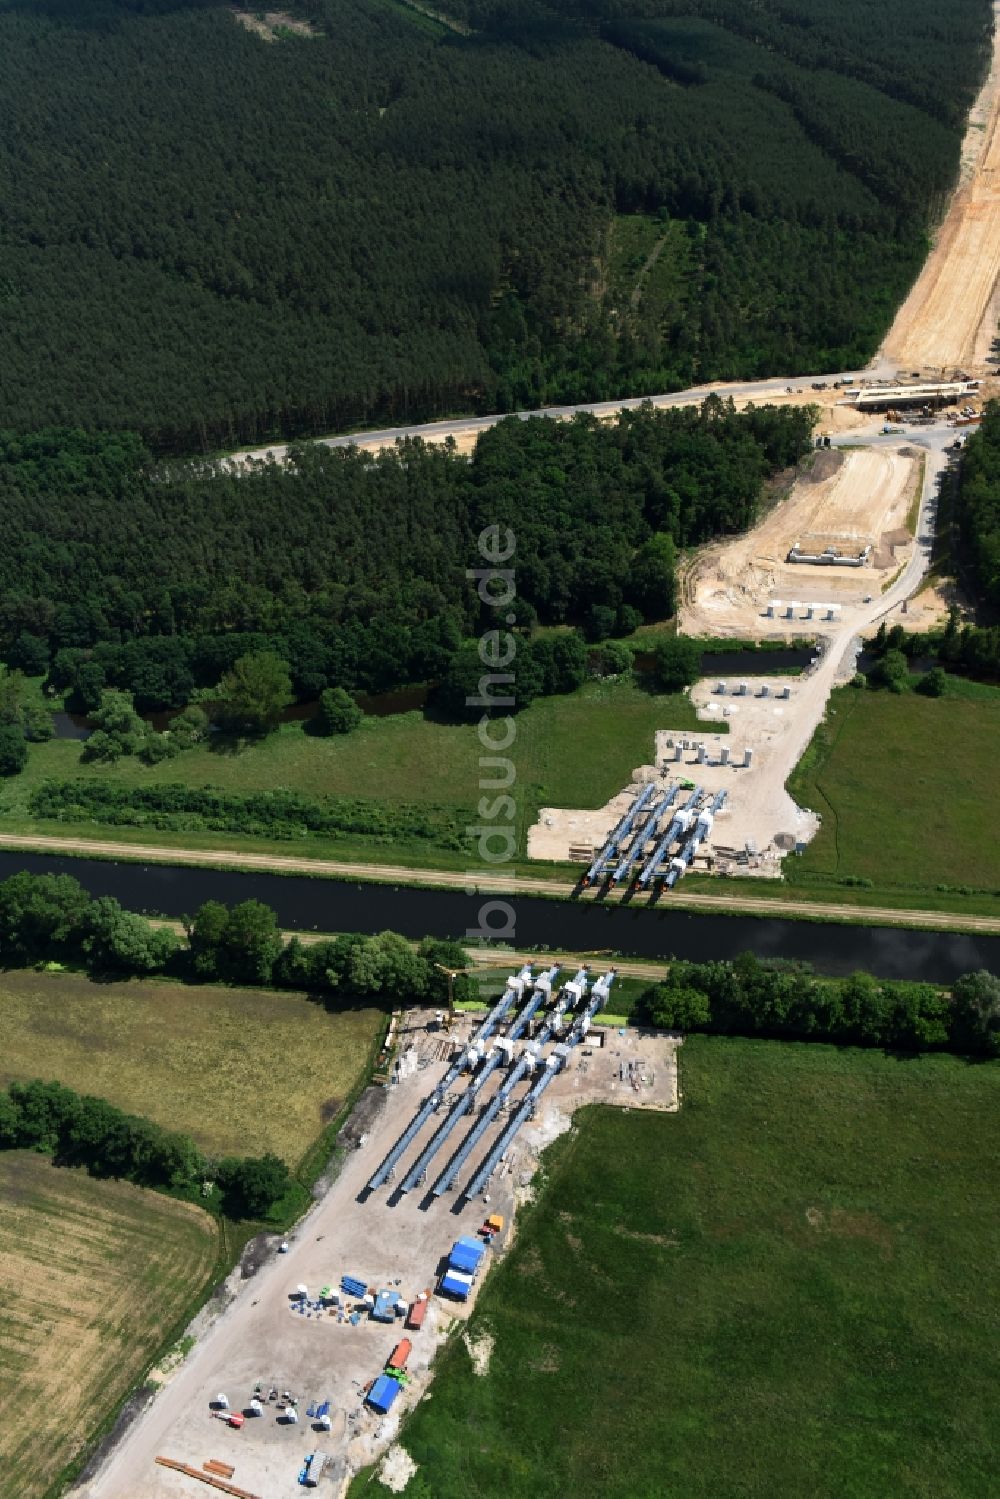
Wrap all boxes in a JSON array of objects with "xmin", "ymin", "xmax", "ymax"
[
  {"xmin": 787, "ymin": 680, "xmax": 1000, "ymax": 897},
  {"xmin": 0, "ymin": 970, "xmax": 382, "ymax": 1164},
  {"xmin": 352, "ymin": 1037, "xmax": 1000, "ymax": 1499},
  {"xmin": 1, "ymin": 680, "xmax": 704, "ymax": 870},
  {"xmin": 0, "ymin": 1152, "xmax": 218, "ymax": 1499}
]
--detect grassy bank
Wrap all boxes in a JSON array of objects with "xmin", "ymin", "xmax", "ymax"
[
  {"xmin": 787, "ymin": 681, "xmax": 1000, "ymax": 900},
  {"xmin": 0, "ymin": 1154, "xmax": 218, "ymax": 1499},
  {"xmin": 1, "ymin": 680, "xmax": 703, "ymax": 868},
  {"xmin": 0, "ymin": 970, "xmax": 382, "ymax": 1165},
  {"xmin": 351, "ymin": 1037, "xmax": 1000, "ymax": 1499}
]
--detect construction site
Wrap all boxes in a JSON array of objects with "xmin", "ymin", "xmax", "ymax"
[
  {"xmin": 76, "ymin": 6, "xmax": 1000, "ymax": 1496},
  {"xmin": 82, "ymin": 967, "xmax": 677, "ymax": 1499},
  {"xmin": 528, "ymin": 406, "xmax": 954, "ymax": 881}
]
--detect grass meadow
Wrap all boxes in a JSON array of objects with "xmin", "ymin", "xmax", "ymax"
[
  {"xmin": 351, "ymin": 1037, "xmax": 1000, "ymax": 1499},
  {"xmin": 0, "ymin": 680, "xmax": 704, "ymax": 871},
  {"xmin": 787, "ymin": 680, "xmax": 1000, "ymax": 897},
  {"xmin": 0, "ymin": 970, "xmax": 383, "ymax": 1164},
  {"xmin": 0, "ymin": 1153, "xmax": 218, "ymax": 1498}
]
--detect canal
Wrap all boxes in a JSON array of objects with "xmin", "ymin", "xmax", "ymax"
[{"xmin": 0, "ymin": 851, "xmax": 995, "ymax": 983}]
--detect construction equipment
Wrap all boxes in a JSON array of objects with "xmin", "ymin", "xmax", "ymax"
[{"xmin": 433, "ymin": 960, "xmax": 468, "ymax": 1032}]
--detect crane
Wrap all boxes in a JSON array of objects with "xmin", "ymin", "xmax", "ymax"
[{"xmin": 433, "ymin": 961, "xmax": 460, "ymax": 1032}]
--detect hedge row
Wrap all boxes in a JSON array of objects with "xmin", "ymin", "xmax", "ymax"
[
  {"xmin": 637, "ymin": 953, "xmax": 1000, "ymax": 1056},
  {"xmin": 27, "ymin": 780, "xmax": 471, "ymax": 849},
  {"xmin": 0, "ymin": 1079, "xmax": 289, "ymax": 1218}
]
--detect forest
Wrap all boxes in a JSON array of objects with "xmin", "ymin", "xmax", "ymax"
[
  {"xmin": 0, "ymin": 0, "xmax": 990, "ymax": 452},
  {"xmin": 954, "ymin": 400, "xmax": 1000, "ymax": 614},
  {"xmin": 638, "ymin": 952, "xmax": 1000, "ymax": 1057},
  {"xmin": 0, "ymin": 401, "xmax": 814, "ymax": 708}
]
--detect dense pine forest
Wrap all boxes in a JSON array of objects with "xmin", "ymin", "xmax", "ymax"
[
  {"xmin": 956, "ymin": 403, "xmax": 1000, "ymax": 613},
  {"xmin": 0, "ymin": 401, "xmax": 813, "ymax": 707},
  {"xmin": 0, "ymin": 0, "xmax": 990, "ymax": 452}
]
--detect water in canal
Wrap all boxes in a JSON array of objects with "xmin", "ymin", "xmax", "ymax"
[{"xmin": 0, "ymin": 850, "xmax": 994, "ymax": 984}]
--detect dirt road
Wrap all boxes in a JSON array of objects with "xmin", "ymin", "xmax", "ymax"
[
  {"xmin": 0, "ymin": 832, "xmax": 995, "ymax": 934},
  {"xmin": 79, "ymin": 1015, "xmax": 678, "ymax": 1499},
  {"xmin": 882, "ymin": 1, "xmax": 1000, "ymax": 371}
]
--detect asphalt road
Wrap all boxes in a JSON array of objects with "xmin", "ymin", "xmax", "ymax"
[{"xmin": 224, "ymin": 370, "xmax": 870, "ymax": 467}]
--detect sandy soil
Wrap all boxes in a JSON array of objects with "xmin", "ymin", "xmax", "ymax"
[
  {"xmin": 882, "ymin": 2, "xmax": 1000, "ymax": 372},
  {"xmin": 79, "ymin": 1012, "xmax": 677, "ymax": 1499},
  {"xmin": 230, "ymin": 8, "xmax": 317, "ymax": 41},
  {"xmin": 526, "ymin": 434, "xmax": 948, "ymax": 875},
  {"xmin": 680, "ymin": 445, "xmax": 920, "ymax": 638}
]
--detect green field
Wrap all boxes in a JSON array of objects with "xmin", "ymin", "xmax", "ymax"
[
  {"xmin": 352, "ymin": 1037, "xmax": 1000, "ymax": 1499},
  {"xmin": 0, "ymin": 1153, "xmax": 218, "ymax": 1499},
  {"xmin": 0, "ymin": 970, "xmax": 382, "ymax": 1165},
  {"xmin": 787, "ymin": 681, "xmax": 1000, "ymax": 897},
  {"xmin": 2, "ymin": 680, "xmax": 703, "ymax": 870}
]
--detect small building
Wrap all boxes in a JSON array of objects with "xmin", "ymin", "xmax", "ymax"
[
  {"xmin": 304, "ymin": 1453, "xmax": 327, "ymax": 1487},
  {"xmin": 406, "ymin": 1296, "xmax": 429, "ymax": 1330},
  {"xmin": 372, "ymin": 1289, "xmax": 397, "ymax": 1323},
  {"xmin": 440, "ymin": 1268, "xmax": 474, "ymax": 1300},
  {"xmin": 448, "ymin": 1236, "xmax": 487, "ymax": 1275},
  {"xmin": 367, "ymin": 1375, "xmax": 401, "ymax": 1414},
  {"xmin": 387, "ymin": 1338, "xmax": 412, "ymax": 1371}
]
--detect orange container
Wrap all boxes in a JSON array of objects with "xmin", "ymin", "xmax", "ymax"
[{"xmin": 387, "ymin": 1338, "xmax": 412, "ymax": 1371}]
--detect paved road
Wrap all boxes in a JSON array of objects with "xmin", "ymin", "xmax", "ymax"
[{"xmin": 224, "ymin": 371, "xmax": 868, "ymax": 466}]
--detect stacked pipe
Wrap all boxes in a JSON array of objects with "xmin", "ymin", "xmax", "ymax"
[
  {"xmin": 365, "ymin": 965, "xmax": 532, "ymax": 1191},
  {"xmin": 582, "ymin": 783, "xmax": 656, "ymax": 887},
  {"xmin": 397, "ymin": 967, "xmax": 560, "ymax": 1193},
  {"xmin": 460, "ymin": 970, "xmax": 615, "ymax": 1201},
  {"xmin": 665, "ymin": 790, "xmax": 727, "ymax": 889},
  {"xmin": 636, "ymin": 786, "xmax": 702, "ymax": 889},
  {"xmin": 431, "ymin": 969, "xmax": 588, "ymax": 1197},
  {"xmin": 610, "ymin": 786, "xmax": 678, "ymax": 886}
]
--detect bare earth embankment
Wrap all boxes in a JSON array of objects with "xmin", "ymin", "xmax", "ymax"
[{"xmin": 883, "ymin": 0, "xmax": 1000, "ymax": 372}]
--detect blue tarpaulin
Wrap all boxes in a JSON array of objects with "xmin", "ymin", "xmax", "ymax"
[
  {"xmin": 341, "ymin": 1275, "xmax": 367, "ymax": 1297},
  {"xmin": 448, "ymin": 1236, "xmax": 486, "ymax": 1273},
  {"xmin": 368, "ymin": 1375, "xmax": 401, "ymax": 1413},
  {"xmin": 440, "ymin": 1270, "xmax": 474, "ymax": 1300}
]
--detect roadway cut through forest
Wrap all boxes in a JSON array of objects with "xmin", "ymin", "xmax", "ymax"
[
  {"xmin": 882, "ymin": 0, "xmax": 1000, "ymax": 372},
  {"xmin": 61, "ymin": 10, "xmax": 1000, "ymax": 1499}
]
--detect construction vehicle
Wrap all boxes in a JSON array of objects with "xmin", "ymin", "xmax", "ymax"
[{"xmin": 480, "ymin": 1212, "xmax": 505, "ymax": 1241}]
